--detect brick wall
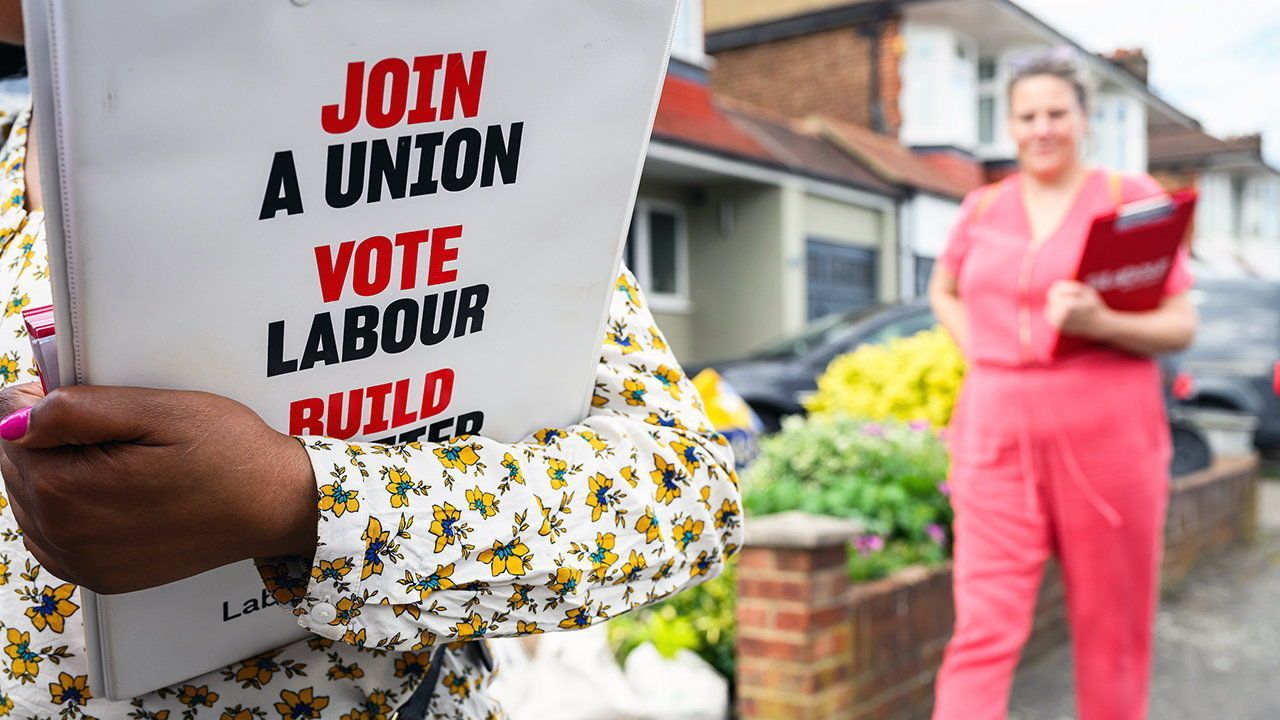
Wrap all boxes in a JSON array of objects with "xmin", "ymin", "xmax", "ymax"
[
  {"xmin": 736, "ymin": 513, "xmax": 861, "ymax": 720},
  {"xmin": 736, "ymin": 456, "xmax": 1259, "ymax": 720},
  {"xmin": 1151, "ymin": 168, "xmax": 1198, "ymax": 194},
  {"xmin": 839, "ymin": 563, "xmax": 1066, "ymax": 719},
  {"xmin": 710, "ymin": 18, "xmax": 902, "ymax": 135},
  {"xmin": 1161, "ymin": 456, "xmax": 1258, "ymax": 592}
]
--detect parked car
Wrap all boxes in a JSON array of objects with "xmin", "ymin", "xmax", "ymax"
[
  {"xmin": 1162, "ymin": 354, "xmax": 1214, "ymax": 477},
  {"xmin": 687, "ymin": 301, "xmax": 935, "ymax": 433},
  {"xmin": 694, "ymin": 301, "xmax": 1213, "ymax": 475},
  {"xmin": 1173, "ymin": 278, "xmax": 1280, "ymax": 459}
]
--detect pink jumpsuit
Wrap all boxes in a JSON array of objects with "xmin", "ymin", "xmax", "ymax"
[{"xmin": 931, "ymin": 169, "xmax": 1194, "ymax": 720}]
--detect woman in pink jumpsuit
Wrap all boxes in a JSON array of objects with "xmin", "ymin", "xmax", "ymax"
[{"xmin": 928, "ymin": 52, "xmax": 1198, "ymax": 720}]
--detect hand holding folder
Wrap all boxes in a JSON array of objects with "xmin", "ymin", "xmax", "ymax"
[
  {"xmin": 1050, "ymin": 189, "xmax": 1197, "ymax": 358},
  {"xmin": 21, "ymin": 0, "xmax": 681, "ymax": 699}
]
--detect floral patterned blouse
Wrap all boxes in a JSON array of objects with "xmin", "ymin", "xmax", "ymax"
[{"xmin": 0, "ymin": 104, "xmax": 742, "ymax": 719}]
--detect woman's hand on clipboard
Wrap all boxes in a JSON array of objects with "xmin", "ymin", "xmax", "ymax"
[
  {"xmin": 1045, "ymin": 279, "xmax": 1110, "ymax": 339},
  {"xmin": 1047, "ymin": 279, "xmax": 1198, "ymax": 357}
]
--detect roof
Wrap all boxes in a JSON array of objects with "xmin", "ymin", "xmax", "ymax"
[
  {"xmin": 807, "ymin": 116, "xmax": 983, "ymax": 199},
  {"xmin": 652, "ymin": 75, "xmax": 902, "ymax": 196},
  {"xmin": 652, "ymin": 74, "xmax": 775, "ymax": 164},
  {"xmin": 719, "ymin": 102, "xmax": 902, "ymax": 195},
  {"xmin": 652, "ymin": 75, "xmax": 988, "ymax": 200},
  {"xmin": 1148, "ymin": 126, "xmax": 1265, "ymax": 167}
]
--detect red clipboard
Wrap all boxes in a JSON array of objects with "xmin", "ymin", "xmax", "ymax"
[{"xmin": 1050, "ymin": 189, "xmax": 1197, "ymax": 357}]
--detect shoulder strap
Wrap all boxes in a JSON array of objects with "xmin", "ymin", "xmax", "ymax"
[
  {"xmin": 970, "ymin": 179, "xmax": 1007, "ymax": 222},
  {"xmin": 1107, "ymin": 171, "xmax": 1124, "ymax": 209}
]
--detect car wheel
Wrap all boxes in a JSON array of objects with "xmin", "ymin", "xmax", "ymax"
[{"xmin": 1169, "ymin": 419, "xmax": 1212, "ymax": 477}]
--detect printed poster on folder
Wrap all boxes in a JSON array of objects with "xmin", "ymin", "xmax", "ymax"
[{"xmin": 23, "ymin": 0, "xmax": 680, "ymax": 700}]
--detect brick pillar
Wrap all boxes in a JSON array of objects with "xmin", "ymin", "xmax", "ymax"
[{"xmin": 736, "ymin": 511, "xmax": 862, "ymax": 720}]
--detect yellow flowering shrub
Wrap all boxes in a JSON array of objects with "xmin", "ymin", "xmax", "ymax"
[{"xmin": 804, "ymin": 327, "xmax": 966, "ymax": 428}]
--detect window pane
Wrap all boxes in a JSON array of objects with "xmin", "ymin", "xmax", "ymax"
[
  {"xmin": 978, "ymin": 96, "xmax": 995, "ymax": 144},
  {"xmin": 978, "ymin": 57, "xmax": 996, "ymax": 81},
  {"xmin": 915, "ymin": 255, "xmax": 936, "ymax": 296},
  {"xmin": 623, "ymin": 215, "xmax": 637, "ymax": 273},
  {"xmin": 648, "ymin": 210, "xmax": 679, "ymax": 295}
]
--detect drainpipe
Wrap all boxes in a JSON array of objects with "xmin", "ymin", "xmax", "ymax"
[{"xmin": 860, "ymin": 16, "xmax": 887, "ymax": 135}]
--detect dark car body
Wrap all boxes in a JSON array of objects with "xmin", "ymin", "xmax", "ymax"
[
  {"xmin": 688, "ymin": 302, "xmax": 935, "ymax": 432},
  {"xmin": 695, "ymin": 301, "xmax": 1213, "ymax": 475},
  {"xmin": 1175, "ymin": 278, "xmax": 1280, "ymax": 458}
]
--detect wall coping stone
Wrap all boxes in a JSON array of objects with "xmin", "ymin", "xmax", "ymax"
[
  {"xmin": 745, "ymin": 511, "xmax": 864, "ymax": 550},
  {"xmin": 1173, "ymin": 455, "xmax": 1257, "ymax": 492}
]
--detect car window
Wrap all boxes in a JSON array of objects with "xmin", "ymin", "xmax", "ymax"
[
  {"xmin": 809, "ymin": 308, "xmax": 937, "ymax": 367},
  {"xmin": 750, "ymin": 305, "xmax": 885, "ymax": 361},
  {"xmin": 1185, "ymin": 282, "xmax": 1280, "ymax": 363},
  {"xmin": 861, "ymin": 310, "xmax": 938, "ymax": 346}
]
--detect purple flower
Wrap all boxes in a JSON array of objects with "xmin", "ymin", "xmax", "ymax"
[
  {"xmin": 926, "ymin": 524, "xmax": 947, "ymax": 547},
  {"xmin": 909, "ymin": 420, "xmax": 930, "ymax": 432},
  {"xmin": 938, "ymin": 482, "xmax": 951, "ymax": 497},
  {"xmin": 854, "ymin": 534, "xmax": 885, "ymax": 557},
  {"xmin": 862, "ymin": 423, "xmax": 885, "ymax": 437}
]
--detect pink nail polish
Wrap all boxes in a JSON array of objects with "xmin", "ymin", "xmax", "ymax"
[{"xmin": 0, "ymin": 406, "xmax": 31, "ymax": 441}]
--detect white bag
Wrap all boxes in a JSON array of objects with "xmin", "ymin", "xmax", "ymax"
[
  {"xmin": 488, "ymin": 631, "xmax": 730, "ymax": 720},
  {"xmin": 623, "ymin": 643, "xmax": 731, "ymax": 720},
  {"xmin": 487, "ymin": 627, "xmax": 647, "ymax": 720}
]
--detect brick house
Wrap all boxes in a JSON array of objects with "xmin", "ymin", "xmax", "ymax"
[
  {"xmin": 1148, "ymin": 126, "xmax": 1280, "ymax": 279},
  {"xmin": 703, "ymin": 0, "xmax": 1204, "ymax": 298},
  {"xmin": 634, "ymin": 1, "xmax": 922, "ymax": 364}
]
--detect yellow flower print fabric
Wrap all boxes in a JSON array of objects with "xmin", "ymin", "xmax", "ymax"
[
  {"xmin": 0, "ymin": 101, "xmax": 741, "ymax": 718},
  {"xmin": 260, "ymin": 265, "xmax": 742, "ymax": 656}
]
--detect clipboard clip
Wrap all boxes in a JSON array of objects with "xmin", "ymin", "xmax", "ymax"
[{"xmin": 1115, "ymin": 195, "xmax": 1175, "ymax": 231}]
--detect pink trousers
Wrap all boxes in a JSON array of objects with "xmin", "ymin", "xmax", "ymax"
[{"xmin": 933, "ymin": 354, "xmax": 1171, "ymax": 720}]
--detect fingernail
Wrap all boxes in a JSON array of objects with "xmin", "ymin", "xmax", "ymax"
[{"xmin": 0, "ymin": 406, "xmax": 31, "ymax": 441}]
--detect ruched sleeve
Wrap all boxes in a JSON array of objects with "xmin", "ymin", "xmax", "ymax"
[{"xmin": 255, "ymin": 267, "xmax": 742, "ymax": 650}]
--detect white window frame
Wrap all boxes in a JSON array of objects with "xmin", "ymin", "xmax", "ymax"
[
  {"xmin": 976, "ymin": 55, "xmax": 999, "ymax": 149},
  {"xmin": 628, "ymin": 198, "xmax": 693, "ymax": 314},
  {"xmin": 899, "ymin": 24, "xmax": 978, "ymax": 149},
  {"xmin": 670, "ymin": 0, "xmax": 710, "ymax": 68},
  {"xmin": 1087, "ymin": 92, "xmax": 1145, "ymax": 174}
]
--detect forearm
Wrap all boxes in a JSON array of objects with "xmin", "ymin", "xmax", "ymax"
[
  {"xmin": 929, "ymin": 282, "xmax": 968, "ymax": 350},
  {"xmin": 1092, "ymin": 298, "xmax": 1197, "ymax": 356},
  {"xmin": 256, "ymin": 268, "xmax": 743, "ymax": 647},
  {"xmin": 276, "ymin": 414, "xmax": 739, "ymax": 645}
]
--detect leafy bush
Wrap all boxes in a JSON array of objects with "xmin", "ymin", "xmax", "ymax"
[
  {"xmin": 608, "ymin": 562, "xmax": 736, "ymax": 681},
  {"xmin": 846, "ymin": 536, "xmax": 947, "ymax": 582},
  {"xmin": 609, "ymin": 330, "xmax": 963, "ymax": 681},
  {"xmin": 803, "ymin": 326, "xmax": 965, "ymax": 428},
  {"xmin": 745, "ymin": 416, "xmax": 951, "ymax": 542}
]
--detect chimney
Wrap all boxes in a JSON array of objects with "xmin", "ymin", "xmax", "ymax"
[{"xmin": 1107, "ymin": 47, "xmax": 1148, "ymax": 83}]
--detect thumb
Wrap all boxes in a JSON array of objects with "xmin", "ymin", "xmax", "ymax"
[{"xmin": 1, "ymin": 386, "xmax": 162, "ymax": 450}]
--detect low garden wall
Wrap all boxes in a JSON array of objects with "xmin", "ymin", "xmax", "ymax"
[{"xmin": 735, "ymin": 455, "xmax": 1260, "ymax": 720}]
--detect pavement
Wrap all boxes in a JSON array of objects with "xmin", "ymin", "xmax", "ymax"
[{"xmin": 1009, "ymin": 476, "xmax": 1280, "ymax": 719}]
